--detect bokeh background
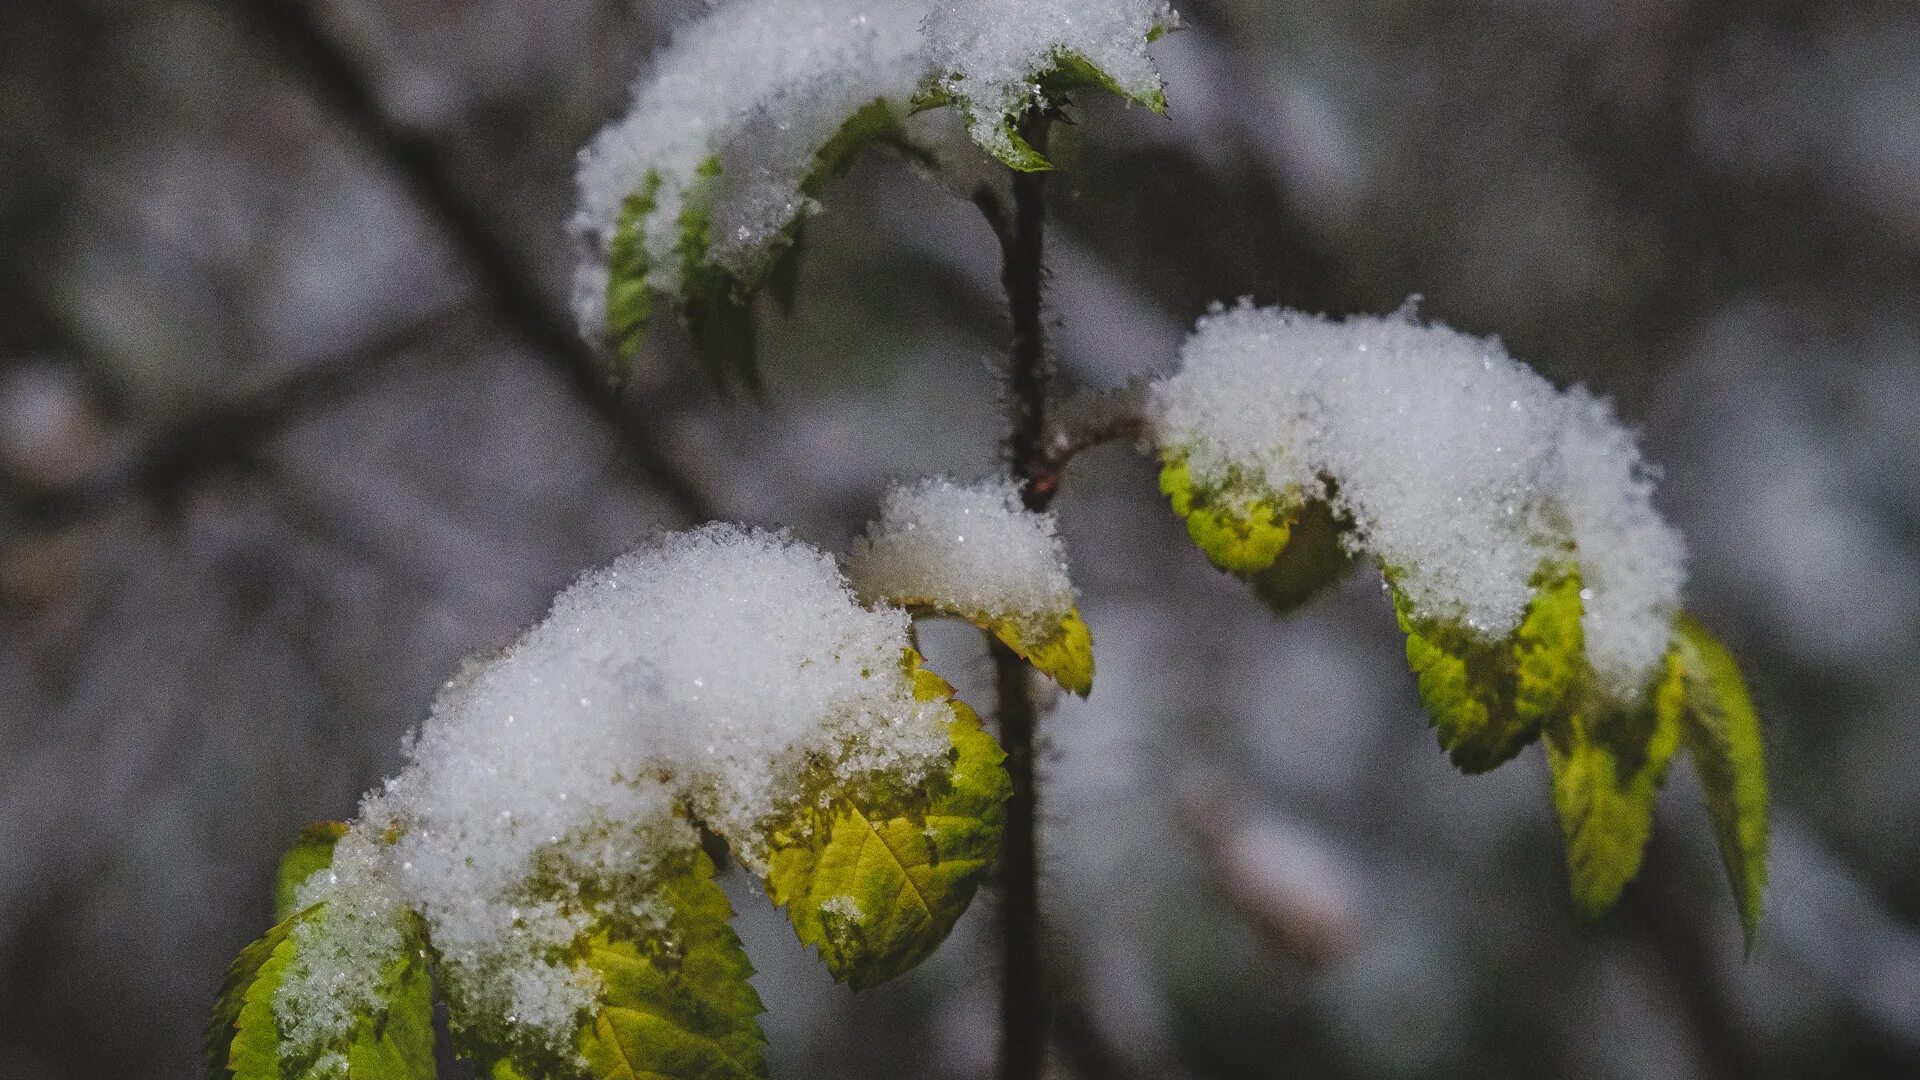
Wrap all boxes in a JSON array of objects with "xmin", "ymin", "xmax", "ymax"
[{"xmin": 4, "ymin": 1, "xmax": 1918, "ymax": 1077}]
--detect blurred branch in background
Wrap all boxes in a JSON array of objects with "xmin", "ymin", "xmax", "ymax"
[
  {"xmin": 5, "ymin": 305, "xmax": 468, "ymax": 531},
  {"xmin": 218, "ymin": 0, "xmax": 710, "ymax": 523}
]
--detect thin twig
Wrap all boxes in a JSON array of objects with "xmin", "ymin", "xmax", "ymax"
[
  {"xmin": 1031, "ymin": 384, "xmax": 1149, "ymax": 501},
  {"xmin": 223, "ymin": 0, "xmax": 712, "ymax": 524},
  {"xmin": 988, "ymin": 107, "xmax": 1055, "ymax": 1080}
]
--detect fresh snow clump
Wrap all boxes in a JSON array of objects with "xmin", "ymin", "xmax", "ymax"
[
  {"xmin": 571, "ymin": 0, "xmax": 928, "ymax": 339},
  {"xmin": 275, "ymin": 525, "xmax": 951, "ymax": 1063},
  {"xmin": 847, "ymin": 476, "xmax": 1076, "ymax": 629},
  {"xmin": 922, "ymin": 0, "xmax": 1178, "ymax": 161},
  {"xmin": 1149, "ymin": 301, "xmax": 1685, "ymax": 692}
]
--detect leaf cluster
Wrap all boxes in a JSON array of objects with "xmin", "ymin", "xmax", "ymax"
[{"xmin": 1160, "ymin": 456, "xmax": 1767, "ymax": 939}]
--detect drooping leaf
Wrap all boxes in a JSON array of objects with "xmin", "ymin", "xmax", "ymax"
[
  {"xmin": 1158, "ymin": 456, "xmax": 1297, "ymax": 577},
  {"xmin": 1674, "ymin": 616, "xmax": 1769, "ymax": 949},
  {"xmin": 799, "ymin": 99, "xmax": 913, "ymax": 201},
  {"xmin": 207, "ymin": 905, "xmax": 436, "ymax": 1080},
  {"xmin": 571, "ymin": 848, "xmax": 768, "ymax": 1080},
  {"xmin": 762, "ymin": 656, "xmax": 1009, "ymax": 990},
  {"xmin": 1543, "ymin": 654, "xmax": 1684, "ymax": 919},
  {"xmin": 1393, "ymin": 568, "xmax": 1584, "ymax": 774},
  {"xmin": 1039, "ymin": 50, "xmax": 1169, "ymax": 115},
  {"xmin": 275, "ymin": 822, "xmax": 348, "ymax": 923},
  {"xmin": 601, "ymin": 100, "xmax": 913, "ymax": 385}
]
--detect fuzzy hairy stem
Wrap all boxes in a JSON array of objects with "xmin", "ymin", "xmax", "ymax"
[{"xmin": 984, "ymin": 107, "xmax": 1055, "ymax": 1080}]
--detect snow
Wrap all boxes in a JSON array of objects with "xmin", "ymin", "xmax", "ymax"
[
  {"xmin": 1149, "ymin": 301, "xmax": 1686, "ymax": 692},
  {"xmin": 275, "ymin": 525, "xmax": 951, "ymax": 1061},
  {"xmin": 846, "ymin": 476, "xmax": 1076, "ymax": 630}
]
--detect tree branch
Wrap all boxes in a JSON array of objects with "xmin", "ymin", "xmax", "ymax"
[
  {"xmin": 222, "ymin": 0, "xmax": 712, "ymax": 524},
  {"xmin": 1031, "ymin": 383, "xmax": 1149, "ymax": 500},
  {"xmin": 989, "ymin": 107, "xmax": 1055, "ymax": 1080}
]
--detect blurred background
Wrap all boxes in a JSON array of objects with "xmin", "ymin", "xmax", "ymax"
[{"xmin": 4, "ymin": 1, "xmax": 1918, "ymax": 1077}]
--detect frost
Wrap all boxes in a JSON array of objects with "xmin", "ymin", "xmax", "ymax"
[
  {"xmin": 1149, "ymin": 301, "xmax": 1686, "ymax": 692},
  {"xmin": 922, "ymin": 0, "xmax": 1178, "ymax": 163},
  {"xmin": 846, "ymin": 476, "xmax": 1076, "ymax": 631},
  {"xmin": 571, "ymin": 0, "xmax": 928, "ymax": 341},
  {"xmin": 274, "ymin": 525, "xmax": 952, "ymax": 1061}
]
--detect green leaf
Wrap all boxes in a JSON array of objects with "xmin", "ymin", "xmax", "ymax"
[
  {"xmin": 1513, "ymin": 572, "xmax": 1587, "ymax": 730},
  {"xmin": 985, "ymin": 609, "xmax": 1095, "ymax": 698},
  {"xmin": 572, "ymin": 847, "xmax": 768, "ymax": 1080},
  {"xmin": 275, "ymin": 822, "xmax": 348, "ymax": 923},
  {"xmin": 207, "ymin": 906, "xmax": 436, "ymax": 1080},
  {"xmin": 604, "ymin": 171, "xmax": 665, "ymax": 378},
  {"xmin": 208, "ymin": 911, "xmax": 302, "ymax": 1079},
  {"xmin": 762, "ymin": 657, "xmax": 1009, "ymax": 990},
  {"xmin": 1543, "ymin": 654, "xmax": 1684, "ymax": 919},
  {"xmin": 1158, "ymin": 456, "xmax": 1296, "ymax": 577},
  {"xmin": 672, "ymin": 159, "xmax": 758, "ymax": 392},
  {"xmin": 1674, "ymin": 616, "xmax": 1769, "ymax": 949},
  {"xmin": 1393, "ymin": 568, "xmax": 1583, "ymax": 774},
  {"xmin": 799, "ymin": 99, "xmax": 909, "ymax": 201},
  {"xmin": 1038, "ymin": 50, "xmax": 1169, "ymax": 115}
]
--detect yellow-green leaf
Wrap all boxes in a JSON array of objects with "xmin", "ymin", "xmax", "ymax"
[
  {"xmin": 1543, "ymin": 655, "xmax": 1684, "ymax": 919},
  {"xmin": 1513, "ymin": 570, "xmax": 1586, "ymax": 729},
  {"xmin": 1158, "ymin": 456, "xmax": 1296, "ymax": 577},
  {"xmin": 762, "ymin": 658, "xmax": 1009, "ymax": 990},
  {"xmin": 208, "ymin": 905, "xmax": 436, "ymax": 1080},
  {"xmin": 1674, "ymin": 615, "xmax": 1769, "ymax": 950},
  {"xmin": 275, "ymin": 822, "xmax": 348, "ymax": 923},
  {"xmin": 1393, "ymin": 568, "xmax": 1583, "ymax": 774},
  {"xmin": 572, "ymin": 847, "xmax": 768, "ymax": 1080},
  {"xmin": 986, "ymin": 609, "xmax": 1094, "ymax": 697}
]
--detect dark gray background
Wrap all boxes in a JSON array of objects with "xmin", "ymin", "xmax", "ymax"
[{"xmin": 3, "ymin": 1, "xmax": 1917, "ymax": 1077}]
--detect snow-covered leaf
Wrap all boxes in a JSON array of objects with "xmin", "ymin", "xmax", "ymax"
[
  {"xmin": 207, "ymin": 905, "xmax": 435, "ymax": 1080},
  {"xmin": 761, "ymin": 656, "xmax": 1008, "ymax": 990},
  {"xmin": 1393, "ymin": 567, "xmax": 1584, "ymax": 774},
  {"xmin": 1161, "ymin": 455, "xmax": 1354, "ymax": 616},
  {"xmin": 919, "ymin": 1, "xmax": 1178, "ymax": 170},
  {"xmin": 847, "ymin": 477, "xmax": 1092, "ymax": 694},
  {"xmin": 571, "ymin": 848, "xmax": 767, "ymax": 1080},
  {"xmin": 1158, "ymin": 455, "xmax": 1297, "ymax": 577},
  {"xmin": 575, "ymin": 2, "xmax": 928, "ymax": 382},
  {"xmin": 1148, "ymin": 302, "xmax": 1687, "ymax": 699}
]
